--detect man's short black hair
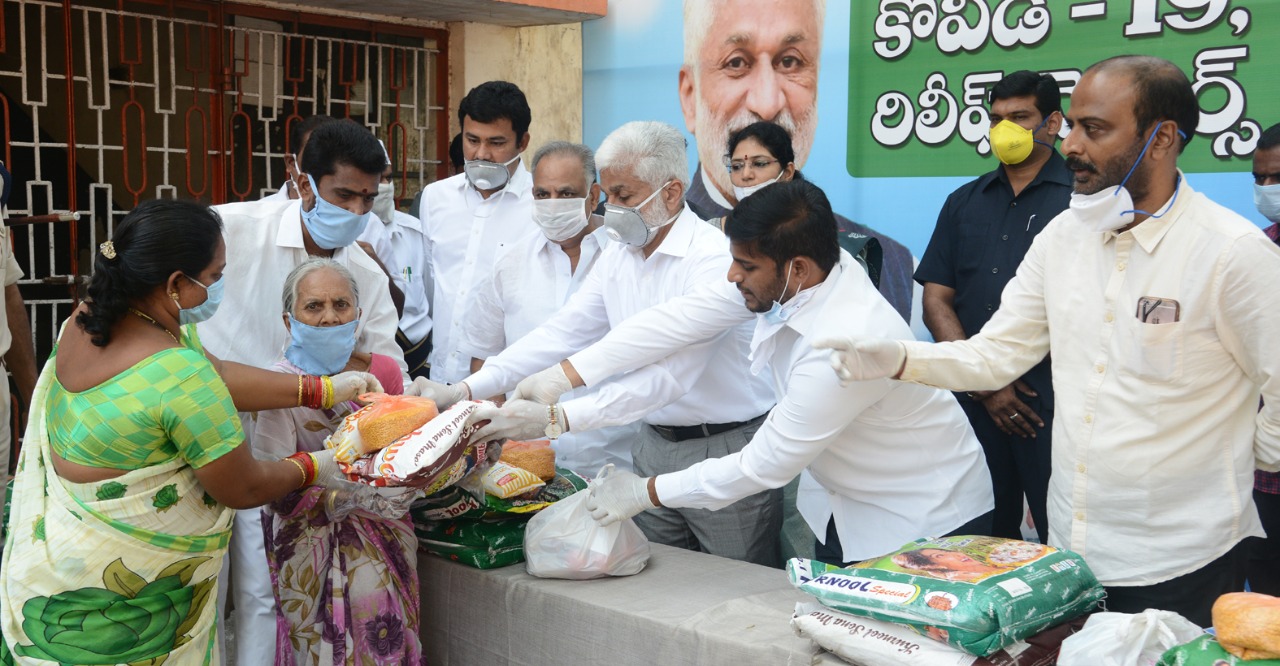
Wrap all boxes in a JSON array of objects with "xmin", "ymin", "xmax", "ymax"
[
  {"xmin": 289, "ymin": 114, "xmax": 336, "ymax": 156},
  {"xmin": 725, "ymin": 179, "xmax": 839, "ymax": 274},
  {"xmin": 1258, "ymin": 123, "xmax": 1280, "ymax": 152},
  {"xmin": 299, "ymin": 119, "xmax": 386, "ymax": 179},
  {"xmin": 449, "ymin": 132, "xmax": 465, "ymax": 169},
  {"xmin": 1088, "ymin": 55, "xmax": 1198, "ymax": 153},
  {"xmin": 458, "ymin": 81, "xmax": 531, "ymax": 138},
  {"xmin": 988, "ymin": 70, "xmax": 1062, "ymax": 120}
]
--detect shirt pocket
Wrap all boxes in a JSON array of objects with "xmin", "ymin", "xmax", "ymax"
[{"xmin": 1124, "ymin": 320, "xmax": 1184, "ymax": 382}]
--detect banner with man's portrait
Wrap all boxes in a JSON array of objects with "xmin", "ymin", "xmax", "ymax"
[{"xmin": 583, "ymin": 0, "xmax": 1273, "ymax": 255}]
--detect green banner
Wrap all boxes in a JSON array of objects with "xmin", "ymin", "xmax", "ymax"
[{"xmin": 848, "ymin": 1, "xmax": 1277, "ymax": 177}]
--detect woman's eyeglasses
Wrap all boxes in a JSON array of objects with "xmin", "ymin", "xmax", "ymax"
[{"xmin": 724, "ymin": 157, "xmax": 780, "ymax": 173}]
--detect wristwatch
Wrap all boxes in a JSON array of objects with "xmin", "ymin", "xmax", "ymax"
[{"xmin": 545, "ymin": 403, "xmax": 564, "ymax": 440}]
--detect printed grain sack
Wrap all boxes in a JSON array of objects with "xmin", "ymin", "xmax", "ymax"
[
  {"xmin": 339, "ymin": 400, "xmax": 496, "ymax": 490},
  {"xmin": 791, "ymin": 602, "xmax": 1088, "ymax": 666},
  {"xmin": 789, "ymin": 536, "xmax": 1104, "ymax": 656},
  {"xmin": 415, "ymin": 516, "xmax": 529, "ymax": 569},
  {"xmin": 411, "ymin": 468, "xmax": 591, "ymax": 522}
]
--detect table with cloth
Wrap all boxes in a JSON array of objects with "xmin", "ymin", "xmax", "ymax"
[{"xmin": 417, "ymin": 542, "xmax": 843, "ymax": 665}]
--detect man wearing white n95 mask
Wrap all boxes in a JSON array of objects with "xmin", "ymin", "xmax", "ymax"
[
  {"xmin": 458, "ymin": 141, "xmax": 640, "ymax": 475},
  {"xmin": 516, "ymin": 179, "xmax": 994, "ymax": 565},
  {"xmin": 418, "ymin": 81, "xmax": 536, "ymax": 384},
  {"xmin": 412, "ymin": 121, "xmax": 783, "ymax": 567},
  {"xmin": 817, "ymin": 57, "xmax": 1280, "ymax": 627}
]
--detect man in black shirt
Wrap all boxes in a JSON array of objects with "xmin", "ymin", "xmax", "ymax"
[{"xmin": 914, "ymin": 71, "xmax": 1072, "ymax": 544}]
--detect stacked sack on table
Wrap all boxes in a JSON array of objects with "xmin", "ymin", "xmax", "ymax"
[
  {"xmin": 409, "ymin": 440, "xmax": 590, "ymax": 568},
  {"xmin": 331, "ymin": 395, "xmax": 499, "ymax": 494},
  {"xmin": 788, "ymin": 535, "xmax": 1104, "ymax": 665},
  {"xmin": 1157, "ymin": 592, "xmax": 1280, "ymax": 665}
]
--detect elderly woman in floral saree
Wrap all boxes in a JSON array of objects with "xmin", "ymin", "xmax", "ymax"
[
  {"xmin": 252, "ymin": 258, "xmax": 422, "ymax": 665},
  {"xmin": 0, "ymin": 200, "xmax": 380, "ymax": 665}
]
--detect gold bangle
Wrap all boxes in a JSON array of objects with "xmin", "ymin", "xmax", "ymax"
[
  {"xmin": 296, "ymin": 375, "xmax": 304, "ymax": 407},
  {"xmin": 285, "ymin": 457, "xmax": 308, "ymax": 489},
  {"xmin": 321, "ymin": 376, "xmax": 334, "ymax": 410}
]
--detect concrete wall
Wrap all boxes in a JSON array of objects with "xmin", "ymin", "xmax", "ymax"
[{"xmin": 448, "ymin": 22, "xmax": 584, "ymax": 156}]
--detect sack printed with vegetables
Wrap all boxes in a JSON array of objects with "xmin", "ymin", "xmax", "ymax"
[{"xmin": 789, "ymin": 536, "xmax": 1104, "ymax": 657}]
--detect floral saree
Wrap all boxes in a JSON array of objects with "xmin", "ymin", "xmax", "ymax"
[{"xmin": 0, "ymin": 354, "xmax": 234, "ymax": 665}]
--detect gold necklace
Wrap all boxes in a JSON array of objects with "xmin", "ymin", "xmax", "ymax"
[{"xmin": 129, "ymin": 308, "xmax": 179, "ymax": 344}]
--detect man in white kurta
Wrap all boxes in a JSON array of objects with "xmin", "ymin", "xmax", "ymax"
[
  {"xmin": 534, "ymin": 180, "xmax": 993, "ymax": 563},
  {"xmin": 200, "ymin": 121, "xmax": 405, "ymax": 665},
  {"xmin": 462, "ymin": 142, "xmax": 639, "ymax": 475},
  {"xmin": 816, "ymin": 57, "xmax": 1280, "ymax": 626},
  {"xmin": 419, "ymin": 81, "xmax": 537, "ymax": 383}
]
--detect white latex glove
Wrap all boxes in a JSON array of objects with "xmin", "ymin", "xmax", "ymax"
[
  {"xmin": 308, "ymin": 448, "xmax": 345, "ymax": 486},
  {"xmin": 810, "ymin": 337, "xmax": 906, "ymax": 386},
  {"xmin": 468, "ymin": 399, "xmax": 551, "ymax": 443},
  {"xmin": 585, "ymin": 464, "xmax": 656, "ymax": 526},
  {"xmin": 329, "ymin": 371, "xmax": 384, "ymax": 404},
  {"xmin": 513, "ymin": 364, "xmax": 574, "ymax": 404},
  {"xmin": 405, "ymin": 377, "xmax": 468, "ymax": 409}
]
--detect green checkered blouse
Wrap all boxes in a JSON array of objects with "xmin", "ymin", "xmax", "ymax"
[{"xmin": 46, "ymin": 329, "xmax": 243, "ymax": 470}]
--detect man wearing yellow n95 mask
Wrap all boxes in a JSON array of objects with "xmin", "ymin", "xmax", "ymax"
[{"xmin": 913, "ymin": 70, "xmax": 1072, "ymax": 547}]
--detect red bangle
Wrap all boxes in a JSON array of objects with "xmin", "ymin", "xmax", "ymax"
[
  {"xmin": 286, "ymin": 452, "xmax": 317, "ymax": 487},
  {"xmin": 301, "ymin": 375, "xmax": 326, "ymax": 410}
]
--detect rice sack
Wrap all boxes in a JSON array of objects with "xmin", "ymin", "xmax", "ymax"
[
  {"xmin": 789, "ymin": 536, "xmax": 1104, "ymax": 657},
  {"xmin": 411, "ymin": 468, "xmax": 590, "ymax": 521},
  {"xmin": 791, "ymin": 602, "xmax": 1089, "ymax": 666},
  {"xmin": 327, "ymin": 393, "xmax": 438, "ymax": 463},
  {"xmin": 339, "ymin": 400, "xmax": 495, "ymax": 490}
]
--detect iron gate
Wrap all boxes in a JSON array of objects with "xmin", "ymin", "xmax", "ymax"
[{"xmin": 0, "ymin": 0, "xmax": 450, "ymax": 446}]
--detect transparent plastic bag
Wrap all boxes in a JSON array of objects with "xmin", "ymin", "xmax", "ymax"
[
  {"xmin": 1058, "ymin": 609, "xmax": 1203, "ymax": 666},
  {"xmin": 522, "ymin": 465, "xmax": 650, "ymax": 580}
]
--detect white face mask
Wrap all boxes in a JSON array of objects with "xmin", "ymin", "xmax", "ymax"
[
  {"xmin": 372, "ymin": 182, "xmax": 396, "ymax": 225},
  {"xmin": 1069, "ymin": 121, "xmax": 1181, "ymax": 233},
  {"xmin": 1255, "ymin": 183, "xmax": 1280, "ymax": 224},
  {"xmin": 464, "ymin": 154, "xmax": 520, "ymax": 191},
  {"xmin": 733, "ymin": 171, "xmax": 784, "ymax": 203},
  {"xmin": 602, "ymin": 181, "xmax": 678, "ymax": 248},
  {"xmin": 532, "ymin": 197, "xmax": 590, "ymax": 242}
]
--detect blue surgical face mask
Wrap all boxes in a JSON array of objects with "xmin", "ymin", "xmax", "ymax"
[
  {"xmin": 284, "ymin": 313, "xmax": 359, "ymax": 376},
  {"xmin": 761, "ymin": 260, "xmax": 820, "ymax": 325},
  {"xmin": 179, "ymin": 274, "xmax": 225, "ymax": 325},
  {"xmin": 299, "ymin": 173, "xmax": 370, "ymax": 250}
]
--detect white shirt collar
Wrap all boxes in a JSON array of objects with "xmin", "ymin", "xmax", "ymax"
[
  {"xmin": 274, "ymin": 199, "xmax": 306, "ymax": 249},
  {"xmin": 700, "ymin": 165, "xmax": 734, "ymax": 210}
]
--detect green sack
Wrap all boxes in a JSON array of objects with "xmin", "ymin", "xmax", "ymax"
[
  {"xmin": 789, "ymin": 536, "xmax": 1105, "ymax": 657},
  {"xmin": 1158, "ymin": 634, "xmax": 1280, "ymax": 666},
  {"xmin": 411, "ymin": 468, "xmax": 589, "ymax": 522},
  {"xmin": 415, "ymin": 516, "xmax": 529, "ymax": 569}
]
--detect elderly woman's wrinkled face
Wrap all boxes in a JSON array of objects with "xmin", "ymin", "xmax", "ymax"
[{"xmin": 293, "ymin": 268, "xmax": 356, "ymax": 327}]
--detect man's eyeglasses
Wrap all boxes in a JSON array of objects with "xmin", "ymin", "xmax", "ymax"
[{"xmin": 724, "ymin": 157, "xmax": 780, "ymax": 173}]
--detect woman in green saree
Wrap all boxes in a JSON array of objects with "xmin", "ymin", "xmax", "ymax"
[{"xmin": 0, "ymin": 199, "xmax": 383, "ymax": 665}]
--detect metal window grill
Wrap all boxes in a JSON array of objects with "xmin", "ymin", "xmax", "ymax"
[{"xmin": 0, "ymin": 0, "xmax": 450, "ymax": 451}]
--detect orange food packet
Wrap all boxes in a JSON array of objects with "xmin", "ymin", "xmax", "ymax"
[{"xmin": 328, "ymin": 393, "xmax": 439, "ymax": 463}]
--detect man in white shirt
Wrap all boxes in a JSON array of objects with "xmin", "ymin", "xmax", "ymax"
[
  {"xmin": 0, "ymin": 161, "xmax": 38, "ymax": 517},
  {"xmin": 818, "ymin": 56, "xmax": 1280, "ymax": 626},
  {"xmin": 369, "ymin": 142, "xmax": 431, "ymax": 376},
  {"xmin": 200, "ymin": 119, "xmax": 407, "ymax": 664},
  {"xmin": 518, "ymin": 179, "xmax": 993, "ymax": 564},
  {"xmin": 262, "ymin": 114, "xmax": 334, "ymax": 202},
  {"xmin": 416, "ymin": 121, "xmax": 783, "ymax": 566},
  {"xmin": 419, "ymin": 81, "xmax": 536, "ymax": 383},
  {"xmin": 462, "ymin": 141, "xmax": 639, "ymax": 475}
]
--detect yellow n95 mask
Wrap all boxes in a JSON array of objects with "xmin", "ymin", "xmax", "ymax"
[{"xmin": 989, "ymin": 120, "xmax": 1040, "ymax": 165}]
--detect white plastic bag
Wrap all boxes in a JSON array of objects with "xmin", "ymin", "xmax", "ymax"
[
  {"xmin": 1058, "ymin": 609, "xmax": 1203, "ymax": 666},
  {"xmin": 523, "ymin": 466, "xmax": 650, "ymax": 580}
]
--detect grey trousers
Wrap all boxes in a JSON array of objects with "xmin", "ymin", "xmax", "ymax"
[{"xmin": 632, "ymin": 418, "xmax": 783, "ymax": 568}]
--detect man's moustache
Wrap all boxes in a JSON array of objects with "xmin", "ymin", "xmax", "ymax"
[{"xmin": 1064, "ymin": 157, "xmax": 1097, "ymax": 173}]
